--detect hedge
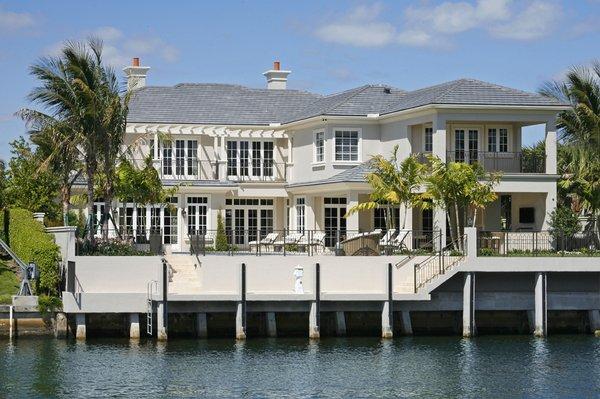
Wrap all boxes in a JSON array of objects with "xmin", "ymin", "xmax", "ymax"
[{"xmin": 0, "ymin": 208, "xmax": 61, "ymax": 296}]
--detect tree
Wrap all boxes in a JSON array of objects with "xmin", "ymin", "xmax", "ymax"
[
  {"xmin": 540, "ymin": 60, "xmax": 600, "ymax": 236},
  {"xmin": 4, "ymin": 138, "xmax": 60, "ymax": 220},
  {"xmin": 345, "ymin": 148, "xmax": 426, "ymax": 230},
  {"xmin": 17, "ymin": 110, "xmax": 81, "ymax": 225},
  {"xmin": 423, "ymin": 156, "xmax": 501, "ymax": 251},
  {"xmin": 25, "ymin": 38, "xmax": 119, "ymax": 245},
  {"xmin": 548, "ymin": 206, "xmax": 580, "ymax": 240},
  {"xmin": 215, "ymin": 211, "xmax": 229, "ymax": 251}
]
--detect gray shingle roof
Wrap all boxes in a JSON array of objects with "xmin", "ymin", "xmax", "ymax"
[
  {"xmin": 287, "ymin": 161, "xmax": 374, "ymax": 188},
  {"xmin": 127, "ymin": 83, "xmax": 321, "ymax": 125},
  {"xmin": 380, "ymin": 79, "xmax": 565, "ymax": 114},
  {"xmin": 127, "ymin": 79, "xmax": 567, "ymax": 126}
]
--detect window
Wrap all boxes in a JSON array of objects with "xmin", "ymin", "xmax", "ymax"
[
  {"xmin": 487, "ymin": 127, "xmax": 509, "ymax": 153},
  {"xmin": 187, "ymin": 196, "xmax": 208, "ymax": 235},
  {"xmin": 424, "ymin": 127, "xmax": 433, "ymax": 152},
  {"xmin": 373, "ymin": 207, "xmax": 400, "ymax": 232},
  {"xmin": 296, "ymin": 197, "xmax": 305, "ymax": 233},
  {"xmin": 314, "ymin": 131, "xmax": 325, "ymax": 163},
  {"xmin": 227, "ymin": 140, "xmax": 274, "ymax": 178},
  {"xmin": 334, "ymin": 130, "xmax": 359, "ymax": 162},
  {"xmin": 187, "ymin": 140, "xmax": 198, "ymax": 176},
  {"xmin": 162, "ymin": 141, "xmax": 172, "ymax": 176},
  {"xmin": 160, "ymin": 139, "xmax": 197, "ymax": 177},
  {"xmin": 519, "ymin": 207, "xmax": 535, "ymax": 224},
  {"xmin": 163, "ymin": 197, "xmax": 178, "ymax": 244}
]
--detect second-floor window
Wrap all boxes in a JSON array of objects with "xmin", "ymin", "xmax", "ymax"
[
  {"xmin": 227, "ymin": 140, "xmax": 274, "ymax": 178},
  {"xmin": 162, "ymin": 139, "xmax": 197, "ymax": 177},
  {"xmin": 424, "ymin": 127, "xmax": 433, "ymax": 152},
  {"xmin": 487, "ymin": 128, "xmax": 509, "ymax": 153},
  {"xmin": 334, "ymin": 130, "xmax": 359, "ymax": 162},
  {"xmin": 314, "ymin": 131, "xmax": 324, "ymax": 163}
]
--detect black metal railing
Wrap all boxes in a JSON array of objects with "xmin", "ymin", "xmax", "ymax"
[
  {"xmin": 226, "ymin": 160, "xmax": 287, "ymax": 182},
  {"xmin": 413, "ymin": 234, "xmax": 466, "ymax": 292},
  {"xmin": 130, "ymin": 158, "xmax": 219, "ymax": 180},
  {"xmin": 186, "ymin": 229, "xmax": 440, "ymax": 257},
  {"xmin": 446, "ymin": 151, "xmax": 545, "ymax": 173},
  {"xmin": 477, "ymin": 230, "xmax": 600, "ymax": 256}
]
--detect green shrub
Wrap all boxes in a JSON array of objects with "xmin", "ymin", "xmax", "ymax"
[
  {"xmin": 215, "ymin": 211, "xmax": 229, "ymax": 251},
  {"xmin": 38, "ymin": 294, "xmax": 62, "ymax": 315},
  {"xmin": 78, "ymin": 239, "xmax": 151, "ymax": 256},
  {"xmin": 548, "ymin": 206, "xmax": 580, "ymax": 240},
  {"xmin": 478, "ymin": 248, "xmax": 497, "ymax": 256},
  {"xmin": 0, "ymin": 261, "xmax": 19, "ymax": 302},
  {"xmin": 0, "ymin": 208, "xmax": 61, "ymax": 296}
]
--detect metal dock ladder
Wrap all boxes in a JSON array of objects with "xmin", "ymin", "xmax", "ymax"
[{"xmin": 146, "ymin": 280, "xmax": 158, "ymax": 335}]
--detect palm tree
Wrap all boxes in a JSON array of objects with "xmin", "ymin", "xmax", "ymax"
[
  {"xmin": 346, "ymin": 148, "xmax": 426, "ymax": 231},
  {"xmin": 540, "ymin": 61, "xmax": 600, "ymax": 234}
]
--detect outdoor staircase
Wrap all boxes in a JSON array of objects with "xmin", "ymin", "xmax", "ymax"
[
  {"xmin": 163, "ymin": 254, "xmax": 202, "ymax": 295},
  {"xmin": 413, "ymin": 254, "xmax": 467, "ymax": 294}
]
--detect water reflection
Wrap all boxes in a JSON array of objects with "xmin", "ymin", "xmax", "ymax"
[{"xmin": 1, "ymin": 336, "xmax": 599, "ymax": 398}]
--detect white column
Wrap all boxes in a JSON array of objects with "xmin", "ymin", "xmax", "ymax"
[
  {"xmin": 305, "ymin": 196, "xmax": 316, "ymax": 230},
  {"xmin": 235, "ymin": 302, "xmax": 246, "ymax": 340},
  {"xmin": 381, "ymin": 302, "xmax": 393, "ymax": 338},
  {"xmin": 129, "ymin": 313, "xmax": 140, "ymax": 339},
  {"xmin": 287, "ymin": 136, "xmax": 293, "ymax": 181},
  {"xmin": 534, "ymin": 272, "xmax": 547, "ymax": 337},
  {"xmin": 335, "ymin": 311, "xmax": 346, "ymax": 336},
  {"xmin": 432, "ymin": 114, "xmax": 447, "ymax": 162},
  {"xmin": 75, "ymin": 313, "xmax": 86, "ymax": 340},
  {"xmin": 347, "ymin": 192, "xmax": 359, "ymax": 233},
  {"xmin": 309, "ymin": 302, "xmax": 319, "ymax": 339},
  {"xmin": 400, "ymin": 311, "xmax": 413, "ymax": 335},
  {"xmin": 545, "ymin": 117, "xmax": 557, "ymax": 175},
  {"xmin": 196, "ymin": 313, "xmax": 208, "ymax": 339},
  {"xmin": 266, "ymin": 312, "xmax": 277, "ymax": 338},
  {"xmin": 464, "ymin": 227, "xmax": 477, "ymax": 260},
  {"xmin": 463, "ymin": 272, "xmax": 476, "ymax": 338},
  {"xmin": 157, "ymin": 302, "xmax": 167, "ymax": 341},
  {"xmin": 543, "ymin": 185, "xmax": 557, "ymax": 230}
]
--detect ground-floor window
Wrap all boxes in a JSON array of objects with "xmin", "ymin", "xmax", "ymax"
[
  {"xmin": 324, "ymin": 197, "xmax": 347, "ymax": 247},
  {"xmin": 373, "ymin": 207, "xmax": 400, "ymax": 232},
  {"xmin": 163, "ymin": 197, "xmax": 179, "ymax": 244},
  {"xmin": 187, "ymin": 196, "xmax": 208, "ymax": 235}
]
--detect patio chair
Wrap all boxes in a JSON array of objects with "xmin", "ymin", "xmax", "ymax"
[
  {"xmin": 309, "ymin": 231, "xmax": 327, "ymax": 253},
  {"xmin": 273, "ymin": 232, "xmax": 304, "ymax": 251},
  {"xmin": 249, "ymin": 232, "xmax": 279, "ymax": 253},
  {"xmin": 379, "ymin": 229, "xmax": 397, "ymax": 250}
]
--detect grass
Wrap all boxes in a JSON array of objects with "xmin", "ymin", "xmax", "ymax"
[{"xmin": 0, "ymin": 260, "xmax": 20, "ymax": 304}]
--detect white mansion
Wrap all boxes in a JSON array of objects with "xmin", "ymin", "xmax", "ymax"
[{"xmin": 96, "ymin": 58, "xmax": 567, "ymax": 253}]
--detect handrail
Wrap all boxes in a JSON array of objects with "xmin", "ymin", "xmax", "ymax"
[
  {"xmin": 0, "ymin": 237, "xmax": 27, "ymax": 272},
  {"xmin": 414, "ymin": 234, "xmax": 466, "ymax": 293}
]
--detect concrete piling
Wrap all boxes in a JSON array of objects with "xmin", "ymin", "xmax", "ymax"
[
  {"xmin": 54, "ymin": 312, "xmax": 68, "ymax": 339},
  {"xmin": 157, "ymin": 303, "xmax": 167, "ymax": 341},
  {"xmin": 400, "ymin": 311, "xmax": 413, "ymax": 335},
  {"xmin": 266, "ymin": 312, "xmax": 277, "ymax": 337},
  {"xmin": 235, "ymin": 302, "xmax": 246, "ymax": 340},
  {"xmin": 534, "ymin": 272, "xmax": 547, "ymax": 338},
  {"xmin": 196, "ymin": 313, "xmax": 208, "ymax": 339},
  {"xmin": 129, "ymin": 313, "xmax": 140, "ymax": 339},
  {"xmin": 462, "ymin": 273, "xmax": 476, "ymax": 338},
  {"xmin": 309, "ymin": 301, "xmax": 319, "ymax": 339},
  {"xmin": 335, "ymin": 311, "xmax": 346, "ymax": 336},
  {"xmin": 75, "ymin": 313, "xmax": 86, "ymax": 340},
  {"xmin": 381, "ymin": 302, "xmax": 393, "ymax": 338}
]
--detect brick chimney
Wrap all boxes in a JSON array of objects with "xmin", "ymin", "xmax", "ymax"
[
  {"xmin": 263, "ymin": 61, "xmax": 291, "ymax": 90},
  {"xmin": 123, "ymin": 58, "xmax": 150, "ymax": 91}
]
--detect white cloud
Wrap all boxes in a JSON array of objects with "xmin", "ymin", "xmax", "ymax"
[
  {"xmin": 490, "ymin": 1, "xmax": 561, "ymax": 40},
  {"xmin": 314, "ymin": 1, "xmax": 565, "ymax": 49},
  {"xmin": 44, "ymin": 26, "xmax": 180, "ymax": 67},
  {"xmin": 0, "ymin": 6, "xmax": 35, "ymax": 33},
  {"xmin": 315, "ymin": 4, "xmax": 397, "ymax": 47}
]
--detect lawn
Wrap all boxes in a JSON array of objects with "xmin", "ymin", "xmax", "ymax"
[{"xmin": 0, "ymin": 261, "xmax": 20, "ymax": 304}]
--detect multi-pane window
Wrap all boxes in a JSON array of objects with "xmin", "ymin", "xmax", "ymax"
[
  {"xmin": 373, "ymin": 207, "xmax": 400, "ymax": 232},
  {"xmin": 187, "ymin": 140, "xmax": 198, "ymax": 175},
  {"xmin": 296, "ymin": 197, "xmax": 305, "ymax": 233},
  {"xmin": 488, "ymin": 129, "xmax": 497, "ymax": 152},
  {"xmin": 324, "ymin": 197, "xmax": 347, "ymax": 247},
  {"xmin": 488, "ymin": 127, "xmax": 508, "ymax": 153},
  {"xmin": 162, "ymin": 141, "xmax": 173, "ymax": 175},
  {"xmin": 468, "ymin": 129, "xmax": 478, "ymax": 164},
  {"xmin": 187, "ymin": 196, "xmax": 208, "ymax": 235},
  {"xmin": 424, "ymin": 127, "xmax": 433, "ymax": 152},
  {"xmin": 334, "ymin": 130, "xmax": 359, "ymax": 162},
  {"xmin": 175, "ymin": 140, "xmax": 185, "ymax": 175},
  {"xmin": 314, "ymin": 131, "xmax": 324, "ymax": 162},
  {"xmin": 455, "ymin": 129, "xmax": 465, "ymax": 162},
  {"xmin": 227, "ymin": 140, "xmax": 274, "ymax": 178},
  {"xmin": 163, "ymin": 197, "xmax": 178, "ymax": 244},
  {"xmin": 499, "ymin": 128, "xmax": 508, "ymax": 152}
]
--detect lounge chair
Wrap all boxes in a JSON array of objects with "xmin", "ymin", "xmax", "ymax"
[
  {"xmin": 273, "ymin": 232, "xmax": 304, "ymax": 251},
  {"xmin": 249, "ymin": 232, "xmax": 279, "ymax": 252},
  {"xmin": 297, "ymin": 231, "xmax": 327, "ymax": 253},
  {"xmin": 379, "ymin": 229, "xmax": 397, "ymax": 249}
]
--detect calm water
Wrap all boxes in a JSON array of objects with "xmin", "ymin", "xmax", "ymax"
[{"xmin": 1, "ymin": 335, "xmax": 599, "ymax": 398}]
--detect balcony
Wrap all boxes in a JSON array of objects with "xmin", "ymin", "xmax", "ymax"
[
  {"xmin": 226, "ymin": 160, "xmax": 287, "ymax": 182},
  {"xmin": 131, "ymin": 158, "xmax": 218, "ymax": 180},
  {"xmin": 446, "ymin": 151, "xmax": 545, "ymax": 173}
]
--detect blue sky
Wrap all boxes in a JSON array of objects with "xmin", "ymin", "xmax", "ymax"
[{"xmin": 1, "ymin": 0, "xmax": 599, "ymax": 160}]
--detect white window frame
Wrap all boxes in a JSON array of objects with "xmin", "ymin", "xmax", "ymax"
[
  {"xmin": 313, "ymin": 130, "xmax": 325, "ymax": 164},
  {"xmin": 486, "ymin": 125, "xmax": 512, "ymax": 154},
  {"xmin": 161, "ymin": 138, "xmax": 198, "ymax": 178},
  {"xmin": 185, "ymin": 194, "xmax": 212, "ymax": 236},
  {"xmin": 332, "ymin": 128, "xmax": 362, "ymax": 164},
  {"xmin": 226, "ymin": 139, "xmax": 275, "ymax": 180},
  {"xmin": 295, "ymin": 196, "xmax": 306, "ymax": 232}
]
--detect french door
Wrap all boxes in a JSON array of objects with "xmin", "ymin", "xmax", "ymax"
[
  {"xmin": 227, "ymin": 140, "xmax": 274, "ymax": 179},
  {"xmin": 225, "ymin": 198, "xmax": 274, "ymax": 245},
  {"xmin": 187, "ymin": 196, "xmax": 208, "ymax": 235},
  {"xmin": 324, "ymin": 197, "xmax": 347, "ymax": 247},
  {"xmin": 454, "ymin": 128, "xmax": 479, "ymax": 164}
]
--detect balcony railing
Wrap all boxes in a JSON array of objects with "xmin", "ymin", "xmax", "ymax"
[
  {"xmin": 130, "ymin": 158, "xmax": 218, "ymax": 180},
  {"xmin": 226, "ymin": 160, "xmax": 287, "ymax": 182},
  {"xmin": 446, "ymin": 151, "xmax": 545, "ymax": 173},
  {"xmin": 477, "ymin": 230, "xmax": 600, "ymax": 256}
]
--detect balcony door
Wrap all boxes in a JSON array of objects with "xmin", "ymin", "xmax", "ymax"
[
  {"xmin": 324, "ymin": 197, "xmax": 347, "ymax": 248},
  {"xmin": 225, "ymin": 198, "xmax": 274, "ymax": 245},
  {"xmin": 454, "ymin": 128, "xmax": 480, "ymax": 165},
  {"xmin": 227, "ymin": 140, "xmax": 274, "ymax": 180}
]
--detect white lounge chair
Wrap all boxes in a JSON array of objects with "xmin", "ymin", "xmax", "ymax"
[
  {"xmin": 297, "ymin": 231, "xmax": 327, "ymax": 253},
  {"xmin": 249, "ymin": 232, "xmax": 279, "ymax": 252},
  {"xmin": 379, "ymin": 229, "xmax": 397, "ymax": 247},
  {"xmin": 273, "ymin": 232, "xmax": 304, "ymax": 251}
]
